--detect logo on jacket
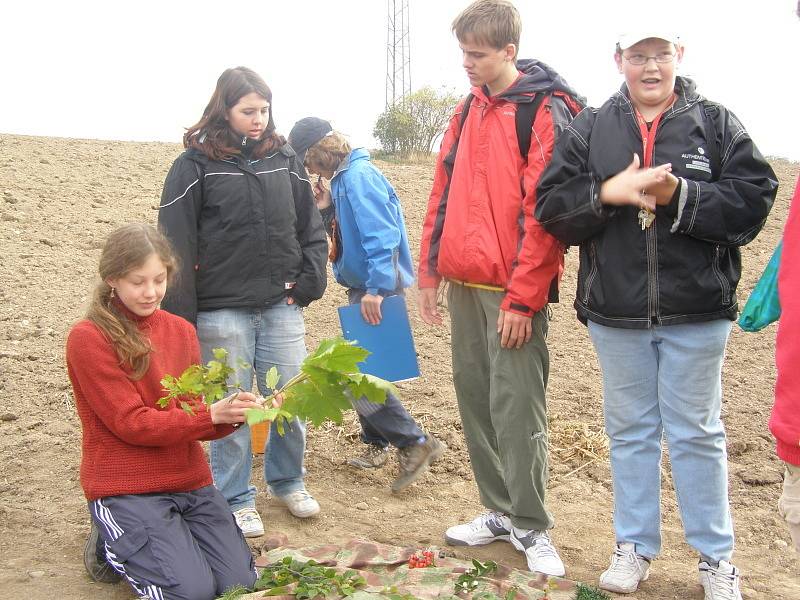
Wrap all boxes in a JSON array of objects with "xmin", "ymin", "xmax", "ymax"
[{"xmin": 682, "ymin": 147, "xmax": 711, "ymax": 174}]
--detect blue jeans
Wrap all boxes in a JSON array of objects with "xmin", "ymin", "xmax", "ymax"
[
  {"xmin": 197, "ymin": 304, "xmax": 308, "ymax": 510},
  {"xmin": 588, "ymin": 319, "xmax": 734, "ymax": 562},
  {"xmin": 346, "ymin": 288, "xmax": 424, "ymax": 448}
]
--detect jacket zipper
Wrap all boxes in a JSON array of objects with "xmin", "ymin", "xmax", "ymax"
[
  {"xmin": 583, "ymin": 240, "xmax": 598, "ymax": 305},
  {"xmin": 631, "ymin": 105, "xmax": 669, "ymax": 324},
  {"xmin": 712, "ymin": 245, "xmax": 731, "ymax": 305},
  {"xmin": 646, "ymin": 226, "xmax": 658, "ymax": 321},
  {"xmin": 242, "ymin": 136, "xmax": 247, "ymax": 146}
]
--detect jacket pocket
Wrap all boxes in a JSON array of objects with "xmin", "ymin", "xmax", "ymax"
[
  {"xmin": 582, "ymin": 240, "xmax": 599, "ymax": 306},
  {"xmin": 711, "ymin": 245, "xmax": 732, "ymax": 305}
]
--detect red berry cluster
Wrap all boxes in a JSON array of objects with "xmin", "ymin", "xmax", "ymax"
[{"xmin": 408, "ymin": 550, "xmax": 435, "ymax": 569}]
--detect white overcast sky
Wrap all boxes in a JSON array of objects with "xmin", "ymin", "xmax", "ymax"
[{"xmin": 2, "ymin": 0, "xmax": 799, "ymax": 159}]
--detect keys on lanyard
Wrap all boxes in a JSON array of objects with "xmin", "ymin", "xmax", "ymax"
[
  {"xmin": 633, "ymin": 101, "xmax": 673, "ymax": 231},
  {"xmin": 638, "ymin": 208, "xmax": 656, "ymax": 230}
]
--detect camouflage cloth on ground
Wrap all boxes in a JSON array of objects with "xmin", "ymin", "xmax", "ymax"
[{"xmin": 236, "ymin": 535, "xmax": 577, "ymax": 599}]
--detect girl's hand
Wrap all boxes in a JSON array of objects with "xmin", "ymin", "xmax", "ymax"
[
  {"xmin": 210, "ymin": 391, "xmax": 260, "ymax": 425},
  {"xmin": 599, "ymin": 154, "xmax": 672, "ymax": 211},
  {"xmin": 313, "ymin": 177, "xmax": 332, "ymax": 210}
]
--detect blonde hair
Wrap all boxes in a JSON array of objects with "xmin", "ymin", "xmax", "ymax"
[
  {"xmin": 452, "ymin": 0, "xmax": 521, "ymax": 58},
  {"xmin": 86, "ymin": 224, "xmax": 178, "ymax": 380},
  {"xmin": 304, "ymin": 131, "xmax": 351, "ymax": 174}
]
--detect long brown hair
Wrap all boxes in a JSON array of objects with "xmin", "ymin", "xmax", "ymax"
[
  {"xmin": 86, "ymin": 224, "xmax": 178, "ymax": 380},
  {"xmin": 184, "ymin": 66, "xmax": 285, "ymax": 160}
]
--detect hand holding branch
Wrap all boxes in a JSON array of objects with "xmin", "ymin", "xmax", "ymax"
[{"xmin": 210, "ymin": 391, "xmax": 261, "ymax": 425}]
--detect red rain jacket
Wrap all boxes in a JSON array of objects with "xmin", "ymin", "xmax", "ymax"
[
  {"xmin": 418, "ymin": 60, "xmax": 583, "ymax": 317},
  {"xmin": 770, "ymin": 174, "xmax": 800, "ymax": 465}
]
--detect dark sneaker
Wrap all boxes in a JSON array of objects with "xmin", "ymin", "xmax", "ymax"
[
  {"xmin": 391, "ymin": 435, "xmax": 445, "ymax": 492},
  {"xmin": 347, "ymin": 444, "xmax": 390, "ymax": 469},
  {"xmin": 445, "ymin": 511, "xmax": 512, "ymax": 546},
  {"xmin": 84, "ymin": 521, "xmax": 121, "ymax": 584}
]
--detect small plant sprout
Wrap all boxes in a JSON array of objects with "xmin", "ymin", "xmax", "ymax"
[{"xmin": 159, "ymin": 348, "xmax": 241, "ymax": 414}]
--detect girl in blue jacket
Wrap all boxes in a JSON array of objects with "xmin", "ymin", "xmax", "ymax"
[{"xmin": 288, "ymin": 117, "xmax": 445, "ymax": 492}]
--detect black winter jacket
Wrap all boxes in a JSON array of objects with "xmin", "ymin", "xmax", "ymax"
[
  {"xmin": 535, "ymin": 77, "xmax": 778, "ymax": 328},
  {"xmin": 158, "ymin": 143, "xmax": 328, "ymax": 324}
]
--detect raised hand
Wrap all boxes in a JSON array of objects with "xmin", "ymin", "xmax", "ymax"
[
  {"xmin": 600, "ymin": 154, "xmax": 672, "ymax": 211},
  {"xmin": 312, "ymin": 176, "xmax": 332, "ymax": 210}
]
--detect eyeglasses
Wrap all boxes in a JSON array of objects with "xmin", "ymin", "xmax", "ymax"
[{"xmin": 623, "ymin": 52, "xmax": 676, "ymax": 66}]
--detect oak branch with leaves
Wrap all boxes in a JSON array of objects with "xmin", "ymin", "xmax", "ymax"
[{"xmin": 159, "ymin": 338, "xmax": 397, "ymax": 434}]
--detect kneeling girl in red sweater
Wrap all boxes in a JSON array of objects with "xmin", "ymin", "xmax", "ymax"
[{"xmin": 66, "ymin": 223, "xmax": 260, "ymax": 600}]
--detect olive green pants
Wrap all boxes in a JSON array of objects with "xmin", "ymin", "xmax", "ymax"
[{"xmin": 448, "ymin": 283, "xmax": 553, "ymax": 531}]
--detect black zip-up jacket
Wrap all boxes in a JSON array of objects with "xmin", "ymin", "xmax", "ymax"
[
  {"xmin": 535, "ymin": 77, "xmax": 778, "ymax": 328},
  {"xmin": 158, "ymin": 141, "xmax": 327, "ymax": 325}
]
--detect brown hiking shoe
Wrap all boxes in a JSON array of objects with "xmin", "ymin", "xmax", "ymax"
[
  {"xmin": 391, "ymin": 435, "xmax": 446, "ymax": 492},
  {"xmin": 347, "ymin": 444, "xmax": 390, "ymax": 469}
]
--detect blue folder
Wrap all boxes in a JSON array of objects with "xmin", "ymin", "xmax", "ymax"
[{"xmin": 337, "ymin": 295, "xmax": 420, "ymax": 382}]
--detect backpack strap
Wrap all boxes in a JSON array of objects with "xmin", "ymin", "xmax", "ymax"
[
  {"xmin": 701, "ymin": 101, "xmax": 722, "ymax": 180},
  {"xmin": 445, "ymin": 91, "xmax": 550, "ymax": 167},
  {"xmin": 442, "ymin": 93, "xmax": 474, "ymax": 170},
  {"xmin": 515, "ymin": 92, "xmax": 548, "ymax": 162}
]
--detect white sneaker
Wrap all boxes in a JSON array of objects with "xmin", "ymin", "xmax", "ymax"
[
  {"xmin": 599, "ymin": 543, "xmax": 651, "ymax": 593},
  {"xmin": 509, "ymin": 528, "xmax": 565, "ymax": 577},
  {"xmin": 233, "ymin": 507, "xmax": 265, "ymax": 538},
  {"xmin": 277, "ymin": 489, "xmax": 320, "ymax": 518},
  {"xmin": 444, "ymin": 511, "xmax": 512, "ymax": 546},
  {"xmin": 699, "ymin": 560, "xmax": 742, "ymax": 600}
]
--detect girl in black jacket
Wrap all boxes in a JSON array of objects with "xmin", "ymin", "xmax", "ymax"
[
  {"xmin": 536, "ymin": 32, "xmax": 777, "ymax": 600},
  {"xmin": 158, "ymin": 67, "xmax": 328, "ymax": 538}
]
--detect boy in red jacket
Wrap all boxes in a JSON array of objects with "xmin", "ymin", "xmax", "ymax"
[{"xmin": 417, "ymin": 0, "xmax": 581, "ymax": 576}]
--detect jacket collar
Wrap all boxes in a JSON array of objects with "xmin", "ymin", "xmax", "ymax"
[
  {"xmin": 615, "ymin": 76, "xmax": 703, "ymax": 119},
  {"xmin": 471, "ymin": 58, "xmax": 585, "ymax": 105},
  {"xmin": 331, "ymin": 148, "xmax": 369, "ymax": 180}
]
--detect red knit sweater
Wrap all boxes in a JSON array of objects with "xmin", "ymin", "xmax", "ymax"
[
  {"xmin": 770, "ymin": 174, "xmax": 800, "ymax": 466},
  {"xmin": 66, "ymin": 306, "xmax": 234, "ymax": 500}
]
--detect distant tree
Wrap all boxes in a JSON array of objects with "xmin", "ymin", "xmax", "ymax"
[{"xmin": 373, "ymin": 86, "xmax": 460, "ymax": 156}]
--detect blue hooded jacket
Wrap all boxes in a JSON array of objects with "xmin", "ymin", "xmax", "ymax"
[{"xmin": 329, "ymin": 148, "xmax": 414, "ymax": 295}]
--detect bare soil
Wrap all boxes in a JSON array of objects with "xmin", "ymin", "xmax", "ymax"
[{"xmin": 0, "ymin": 133, "xmax": 798, "ymax": 599}]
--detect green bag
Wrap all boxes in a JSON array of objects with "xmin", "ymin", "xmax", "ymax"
[{"xmin": 738, "ymin": 240, "xmax": 783, "ymax": 332}]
